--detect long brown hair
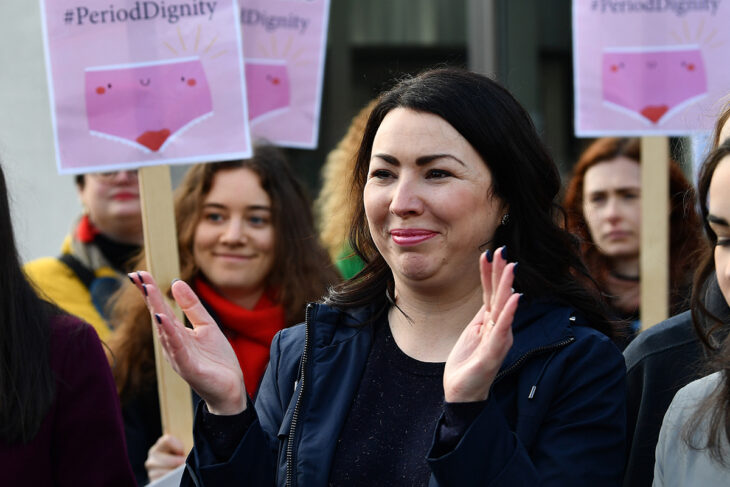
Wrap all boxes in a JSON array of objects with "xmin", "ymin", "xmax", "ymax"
[
  {"xmin": 563, "ymin": 137, "xmax": 704, "ymax": 315},
  {"xmin": 109, "ymin": 145, "xmax": 338, "ymax": 402}
]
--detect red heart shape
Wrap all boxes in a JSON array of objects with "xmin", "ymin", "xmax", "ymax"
[
  {"xmin": 136, "ymin": 129, "xmax": 171, "ymax": 151},
  {"xmin": 640, "ymin": 105, "xmax": 669, "ymax": 124}
]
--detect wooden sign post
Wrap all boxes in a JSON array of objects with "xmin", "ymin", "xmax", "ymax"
[
  {"xmin": 138, "ymin": 165, "xmax": 193, "ymax": 451},
  {"xmin": 639, "ymin": 137, "xmax": 670, "ymax": 330}
]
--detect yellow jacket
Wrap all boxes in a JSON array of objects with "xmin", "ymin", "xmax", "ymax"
[{"xmin": 24, "ymin": 234, "xmax": 120, "ymax": 342}]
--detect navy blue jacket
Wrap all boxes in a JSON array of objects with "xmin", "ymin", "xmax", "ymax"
[{"xmin": 186, "ymin": 299, "xmax": 626, "ymax": 486}]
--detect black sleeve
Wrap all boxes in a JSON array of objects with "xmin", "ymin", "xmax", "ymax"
[
  {"xmin": 431, "ymin": 400, "xmax": 488, "ymax": 457},
  {"xmin": 199, "ymin": 397, "xmax": 257, "ymax": 463}
]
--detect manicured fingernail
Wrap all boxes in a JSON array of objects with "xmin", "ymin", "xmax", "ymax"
[
  {"xmin": 500, "ymin": 246, "xmax": 508, "ymax": 261},
  {"xmin": 171, "ymin": 278, "xmax": 180, "ymax": 286},
  {"xmin": 142, "ymin": 283, "xmax": 148, "ymax": 296},
  {"xmin": 513, "ymin": 262, "xmax": 519, "ymax": 272},
  {"xmin": 128, "ymin": 274, "xmax": 135, "ymax": 284},
  {"xmin": 137, "ymin": 271, "xmax": 144, "ymax": 284},
  {"xmin": 485, "ymin": 249, "xmax": 493, "ymax": 263},
  {"xmin": 154, "ymin": 313, "xmax": 162, "ymax": 325}
]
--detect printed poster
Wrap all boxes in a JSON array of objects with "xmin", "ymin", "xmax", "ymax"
[
  {"xmin": 240, "ymin": 0, "xmax": 330, "ymax": 148},
  {"xmin": 40, "ymin": 0, "xmax": 251, "ymax": 174},
  {"xmin": 573, "ymin": 0, "xmax": 730, "ymax": 136}
]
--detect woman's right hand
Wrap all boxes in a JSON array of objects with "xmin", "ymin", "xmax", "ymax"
[
  {"xmin": 128, "ymin": 271, "xmax": 247, "ymax": 415},
  {"xmin": 145, "ymin": 434, "xmax": 186, "ymax": 481}
]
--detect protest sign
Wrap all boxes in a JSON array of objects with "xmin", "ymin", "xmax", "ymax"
[
  {"xmin": 40, "ymin": 0, "xmax": 251, "ymax": 174},
  {"xmin": 240, "ymin": 0, "xmax": 330, "ymax": 148},
  {"xmin": 573, "ymin": 0, "xmax": 730, "ymax": 136}
]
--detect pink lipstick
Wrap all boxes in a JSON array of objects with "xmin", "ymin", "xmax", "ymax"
[{"xmin": 390, "ymin": 229, "xmax": 437, "ymax": 246}]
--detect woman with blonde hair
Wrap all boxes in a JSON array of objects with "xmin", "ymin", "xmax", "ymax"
[{"xmin": 316, "ymin": 100, "xmax": 376, "ymax": 278}]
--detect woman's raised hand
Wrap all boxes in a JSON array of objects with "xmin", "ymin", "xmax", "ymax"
[
  {"xmin": 443, "ymin": 247, "xmax": 520, "ymax": 403},
  {"xmin": 127, "ymin": 271, "xmax": 247, "ymax": 415}
]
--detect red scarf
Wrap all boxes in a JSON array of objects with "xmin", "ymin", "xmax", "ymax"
[
  {"xmin": 76, "ymin": 214, "xmax": 100, "ymax": 243},
  {"xmin": 194, "ymin": 278, "xmax": 285, "ymax": 397}
]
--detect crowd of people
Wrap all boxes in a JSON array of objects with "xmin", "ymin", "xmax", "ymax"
[{"xmin": 2, "ymin": 67, "xmax": 730, "ymax": 486}]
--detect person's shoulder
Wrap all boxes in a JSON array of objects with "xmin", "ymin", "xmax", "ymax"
[
  {"xmin": 660, "ymin": 373, "xmax": 722, "ymax": 445},
  {"xmin": 517, "ymin": 299, "xmax": 623, "ymax": 370},
  {"xmin": 49, "ymin": 313, "xmax": 102, "ymax": 357},
  {"xmin": 568, "ymin": 321, "xmax": 624, "ymax": 366},
  {"xmin": 673, "ymin": 371, "xmax": 723, "ymax": 407},
  {"xmin": 623, "ymin": 310, "xmax": 698, "ymax": 370},
  {"xmin": 24, "ymin": 256, "xmax": 74, "ymax": 280},
  {"xmin": 24, "ymin": 255, "xmax": 84, "ymax": 297}
]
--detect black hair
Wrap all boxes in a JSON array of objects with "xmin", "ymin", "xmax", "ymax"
[
  {"xmin": 327, "ymin": 68, "xmax": 612, "ymax": 337},
  {"xmin": 0, "ymin": 162, "xmax": 57, "ymax": 444}
]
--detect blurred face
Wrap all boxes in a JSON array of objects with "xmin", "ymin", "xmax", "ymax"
[
  {"xmin": 708, "ymin": 156, "xmax": 730, "ymax": 307},
  {"xmin": 193, "ymin": 167, "xmax": 275, "ymax": 307},
  {"xmin": 364, "ymin": 108, "xmax": 505, "ymax": 293},
  {"xmin": 582, "ymin": 157, "xmax": 641, "ymax": 262},
  {"xmin": 78, "ymin": 170, "xmax": 142, "ymax": 244}
]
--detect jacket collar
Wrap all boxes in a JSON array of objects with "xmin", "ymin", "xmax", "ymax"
[
  {"xmin": 500, "ymin": 297, "xmax": 577, "ymax": 374},
  {"xmin": 307, "ymin": 297, "xmax": 577, "ymax": 371}
]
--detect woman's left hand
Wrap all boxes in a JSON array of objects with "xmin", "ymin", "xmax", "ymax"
[{"xmin": 443, "ymin": 247, "xmax": 520, "ymax": 403}]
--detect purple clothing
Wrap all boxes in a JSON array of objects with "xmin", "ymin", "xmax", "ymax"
[{"xmin": 1, "ymin": 314, "xmax": 135, "ymax": 486}]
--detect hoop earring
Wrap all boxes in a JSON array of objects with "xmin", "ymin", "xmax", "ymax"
[{"xmin": 501, "ymin": 213, "xmax": 510, "ymax": 226}]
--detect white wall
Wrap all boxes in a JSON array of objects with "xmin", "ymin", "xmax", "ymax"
[{"xmin": 0, "ymin": 1, "xmax": 81, "ymax": 262}]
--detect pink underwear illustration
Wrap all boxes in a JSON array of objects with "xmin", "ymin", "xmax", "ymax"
[
  {"xmin": 245, "ymin": 59, "xmax": 291, "ymax": 124},
  {"xmin": 85, "ymin": 57, "xmax": 213, "ymax": 152},
  {"xmin": 602, "ymin": 45, "xmax": 707, "ymax": 125}
]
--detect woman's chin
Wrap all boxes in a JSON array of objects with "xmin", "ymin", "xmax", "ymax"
[{"xmin": 391, "ymin": 257, "xmax": 440, "ymax": 284}]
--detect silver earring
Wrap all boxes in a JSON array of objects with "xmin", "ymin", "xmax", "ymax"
[{"xmin": 501, "ymin": 213, "xmax": 510, "ymax": 226}]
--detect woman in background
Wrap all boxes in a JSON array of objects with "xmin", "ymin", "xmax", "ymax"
[
  {"xmin": 315, "ymin": 100, "xmax": 375, "ymax": 279},
  {"xmin": 24, "ymin": 170, "xmax": 143, "ymax": 341},
  {"xmin": 564, "ymin": 137, "xmax": 703, "ymax": 340},
  {"xmin": 0, "ymin": 161, "xmax": 134, "ymax": 485},
  {"xmin": 109, "ymin": 144, "xmax": 338, "ymax": 483}
]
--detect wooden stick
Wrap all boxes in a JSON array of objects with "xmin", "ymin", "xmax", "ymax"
[
  {"xmin": 138, "ymin": 165, "xmax": 193, "ymax": 451},
  {"xmin": 640, "ymin": 136, "xmax": 669, "ymax": 330}
]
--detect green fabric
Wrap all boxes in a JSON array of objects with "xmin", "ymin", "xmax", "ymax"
[{"xmin": 335, "ymin": 245, "xmax": 365, "ymax": 280}]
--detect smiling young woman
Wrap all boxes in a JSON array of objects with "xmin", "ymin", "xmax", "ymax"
[
  {"xmin": 107, "ymin": 144, "xmax": 338, "ymax": 484},
  {"xmin": 128, "ymin": 68, "xmax": 627, "ymax": 485}
]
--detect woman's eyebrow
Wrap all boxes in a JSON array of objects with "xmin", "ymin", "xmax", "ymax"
[
  {"xmin": 203, "ymin": 202, "xmax": 271, "ymax": 212},
  {"xmin": 202, "ymin": 203, "xmax": 227, "ymax": 210},
  {"xmin": 371, "ymin": 153, "xmax": 465, "ymax": 166}
]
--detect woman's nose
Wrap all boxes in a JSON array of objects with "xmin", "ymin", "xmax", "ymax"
[
  {"xmin": 113, "ymin": 170, "xmax": 138, "ymax": 183},
  {"xmin": 389, "ymin": 177, "xmax": 424, "ymax": 217},
  {"xmin": 220, "ymin": 220, "xmax": 245, "ymax": 244},
  {"xmin": 604, "ymin": 196, "xmax": 623, "ymax": 221}
]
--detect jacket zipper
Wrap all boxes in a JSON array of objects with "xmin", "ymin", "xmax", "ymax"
[
  {"xmin": 285, "ymin": 303, "xmax": 313, "ymax": 487},
  {"xmin": 494, "ymin": 337, "xmax": 575, "ymax": 384}
]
